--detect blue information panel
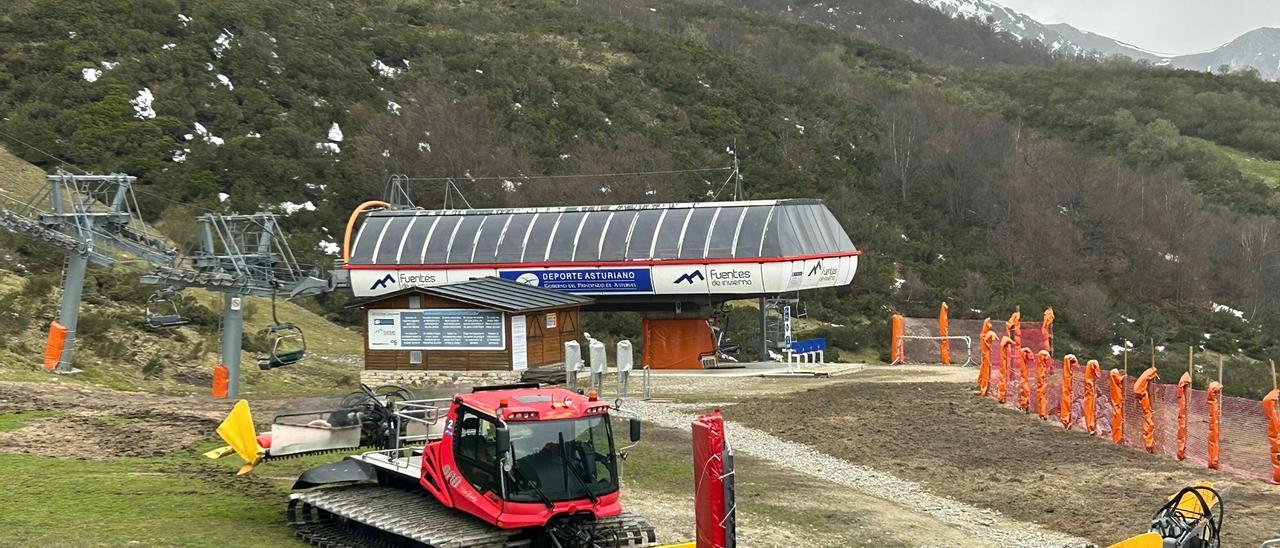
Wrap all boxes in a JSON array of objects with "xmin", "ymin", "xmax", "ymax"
[
  {"xmin": 499, "ymin": 268, "xmax": 653, "ymax": 293},
  {"xmin": 367, "ymin": 309, "xmax": 505, "ymax": 350}
]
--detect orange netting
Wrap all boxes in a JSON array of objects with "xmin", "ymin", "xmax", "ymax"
[{"xmin": 982, "ymin": 349, "xmax": 1279, "ymax": 483}]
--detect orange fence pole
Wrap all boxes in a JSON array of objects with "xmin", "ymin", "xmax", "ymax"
[
  {"xmin": 1207, "ymin": 381, "xmax": 1222, "ymax": 470},
  {"xmin": 890, "ymin": 314, "xmax": 904, "ymax": 364},
  {"xmin": 1110, "ymin": 369, "xmax": 1126, "ymax": 444},
  {"xmin": 997, "ymin": 336, "xmax": 1014, "ymax": 404},
  {"xmin": 939, "ymin": 302, "xmax": 951, "ymax": 365},
  {"xmin": 1134, "ymin": 367, "xmax": 1158, "ymax": 453},
  {"xmin": 1176, "ymin": 372, "xmax": 1191, "ymax": 460},
  {"xmin": 1084, "ymin": 359, "xmax": 1100, "ymax": 434},
  {"xmin": 1263, "ymin": 388, "xmax": 1280, "ymax": 484},
  {"xmin": 1017, "ymin": 347, "xmax": 1031, "ymax": 411},
  {"xmin": 978, "ymin": 329, "xmax": 996, "ymax": 396},
  {"xmin": 1061, "ymin": 355, "xmax": 1078, "ymax": 429},
  {"xmin": 1035, "ymin": 350, "xmax": 1051, "ymax": 420},
  {"xmin": 1006, "ymin": 311, "xmax": 1022, "ymax": 349},
  {"xmin": 43, "ymin": 321, "xmax": 67, "ymax": 371},
  {"xmin": 1041, "ymin": 307, "xmax": 1054, "ymax": 355}
]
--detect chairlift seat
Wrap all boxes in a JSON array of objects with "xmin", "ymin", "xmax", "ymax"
[
  {"xmin": 258, "ymin": 322, "xmax": 306, "ymax": 370},
  {"xmin": 259, "ymin": 349, "xmax": 305, "ymax": 370},
  {"xmin": 144, "ymin": 314, "xmax": 189, "ymax": 330}
]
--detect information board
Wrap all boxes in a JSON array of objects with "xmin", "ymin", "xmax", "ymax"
[{"xmin": 367, "ymin": 309, "xmax": 506, "ymax": 351}]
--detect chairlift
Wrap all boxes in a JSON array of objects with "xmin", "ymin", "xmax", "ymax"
[
  {"xmin": 143, "ymin": 288, "xmax": 190, "ymax": 330},
  {"xmin": 257, "ymin": 291, "xmax": 307, "ymax": 370}
]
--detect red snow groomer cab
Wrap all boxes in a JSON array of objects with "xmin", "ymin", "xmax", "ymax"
[{"xmin": 210, "ymin": 383, "xmax": 654, "ymax": 547}]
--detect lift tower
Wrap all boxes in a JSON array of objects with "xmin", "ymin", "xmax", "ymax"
[
  {"xmin": 142, "ymin": 213, "xmax": 329, "ymax": 397},
  {"xmin": 0, "ymin": 171, "xmax": 176, "ymax": 372}
]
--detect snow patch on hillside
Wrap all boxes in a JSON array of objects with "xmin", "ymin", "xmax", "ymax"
[
  {"xmin": 327, "ymin": 123, "xmax": 343, "ymax": 142},
  {"xmin": 193, "ymin": 122, "xmax": 224, "ymax": 145},
  {"xmin": 371, "ymin": 59, "xmax": 401, "ymax": 78},
  {"xmin": 131, "ymin": 88, "xmax": 156, "ymax": 119},
  {"xmin": 279, "ymin": 201, "xmax": 316, "ymax": 215},
  {"xmin": 1210, "ymin": 302, "xmax": 1246, "ymax": 321},
  {"xmin": 213, "ymin": 29, "xmax": 235, "ymax": 58}
]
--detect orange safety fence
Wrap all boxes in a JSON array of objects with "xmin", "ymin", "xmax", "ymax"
[
  {"xmin": 1264, "ymin": 389, "xmax": 1280, "ymax": 483},
  {"xmin": 890, "ymin": 314, "xmax": 904, "ymax": 364},
  {"xmin": 896, "ymin": 316, "xmax": 1046, "ymax": 367},
  {"xmin": 978, "ymin": 330, "xmax": 995, "ymax": 396},
  {"xmin": 1083, "ymin": 360, "xmax": 1100, "ymax": 433},
  {"xmin": 1035, "ymin": 350, "xmax": 1051, "ymax": 420},
  {"xmin": 1041, "ymin": 307, "xmax": 1055, "ymax": 355},
  {"xmin": 938, "ymin": 303, "xmax": 950, "ymax": 365},
  {"xmin": 43, "ymin": 321, "xmax": 67, "ymax": 371},
  {"xmin": 983, "ymin": 352, "xmax": 1280, "ymax": 484},
  {"xmin": 1134, "ymin": 367, "xmax": 1158, "ymax": 453},
  {"xmin": 997, "ymin": 336, "xmax": 1013, "ymax": 404},
  {"xmin": 1109, "ymin": 369, "xmax": 1126, "ymax": 444},
  {"xmin": 1061, "ymin": 355, "xmax": 1078, "ymax": 429},
  {"xmin": 1017, "ymin": 347, "xmax": 1032, "ymax": 411},
  {"xmin": 1176, "ymin": 373, "xmax": 1191, "ymax": 460},
  {"xmin": 1005, "ymin": 311, "xmax": 1022, "ymax": 348}
]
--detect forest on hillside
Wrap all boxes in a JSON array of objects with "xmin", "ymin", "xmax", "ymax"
[{"xmin": 2, "ymin": 0, "xmax": 1280, "ymax": 392}]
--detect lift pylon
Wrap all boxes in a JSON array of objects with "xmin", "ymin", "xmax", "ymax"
[
  {"xmin": 141, "ymin": 212, "xmax": 332, "ymax": 397},
  {"xmin": 0, "ymin": 171, "xmax": 177, "ymax": 372}
]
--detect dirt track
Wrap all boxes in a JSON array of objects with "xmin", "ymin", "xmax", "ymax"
[
  {"xmin": 724, "ymin": 375, "xmax": 1280, "ymax": 546},
  {"xmin": 0, "ymin": 381, "xmax": 286, "ymax": 459}
]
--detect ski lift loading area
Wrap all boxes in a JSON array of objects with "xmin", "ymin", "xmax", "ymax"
[
  {"xmin": 344, "ymin": 199, "xmax": 859, "ymax": 303},
  {"xmin": 343, "ymin": 199, "xmax": 860, "ymax": 367}
]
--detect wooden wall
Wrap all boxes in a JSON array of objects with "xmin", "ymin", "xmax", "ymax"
[{"xmin": 361, "ymin": 293, "xmax": 579, "ymax": 372}]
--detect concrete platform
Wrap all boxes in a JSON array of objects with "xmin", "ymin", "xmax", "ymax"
[{"xmin": 646, "ymin": 361, "xmax": 865, "ymax": 378}]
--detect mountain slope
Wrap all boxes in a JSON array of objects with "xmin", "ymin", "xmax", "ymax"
[
  {"xmin": 1044, "ymin": 22, "xmax": 1160, "ymax": 61},
  {"xmin": 1171, "ymin": 27, "xmax": 1280, "ymax": 79},
  {"xmin": 910, "ymin": 0, "xmax": 1087, "ymax": 56},
  {"xmin": 1, "ymin": 0, "xmax": 1279, "ymax": 386},
  {"xmin": 912, "ymin": 0, "xmax": 1280, "ymax": 80}
]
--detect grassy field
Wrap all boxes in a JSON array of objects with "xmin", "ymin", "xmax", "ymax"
[
  {"xmin": 0, "ymin": 441, "xmax": 354, "ymax": 547},
  {"xmin": 1195, "ymin": 137, "xmax": 1280, "ymax": 188}
]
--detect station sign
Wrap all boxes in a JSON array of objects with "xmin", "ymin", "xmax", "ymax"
[{"xmin": 348, "ymin": 254, "xmax": 858, "ymax": 298}]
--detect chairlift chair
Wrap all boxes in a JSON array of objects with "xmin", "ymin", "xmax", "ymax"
[
  {"xmin": 258, "ymin": 322, "xmax": 306, "ymax": 370},
  {"xmin": 143, "ymin": 288, "xmax": 190, "ymax": 330},
  {"xmin": 257, "ymin": 290, "xmax": 307, "ymax": 370}
]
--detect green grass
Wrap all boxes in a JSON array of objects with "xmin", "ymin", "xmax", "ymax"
[
  {"xmin": 0, "ymin": 451, "xmax": 300, "ymax": 547},
  {"xmin": 1196, "ymin": 138, "xmax": 1280, "ymax": 188},
  {"xmin": 0, "ymin": 410, "xmax": 59, "ymax": 431}
]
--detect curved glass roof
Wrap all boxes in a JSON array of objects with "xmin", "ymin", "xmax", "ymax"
[{"xmin": 347, "ymin": 199, "xmax": 856, "ymax": 266}]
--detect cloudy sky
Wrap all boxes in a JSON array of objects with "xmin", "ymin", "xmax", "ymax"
[{"xmin": 994, "ymin": 0, "xmax": 1280, "ymax": 55}]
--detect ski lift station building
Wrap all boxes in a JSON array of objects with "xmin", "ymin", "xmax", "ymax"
[{"xmin": 343, "ymin": 198, "xmax": 860, "ymax": 370}]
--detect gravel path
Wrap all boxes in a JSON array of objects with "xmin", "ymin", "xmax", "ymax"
[{"xmin": 622, "ymin": 400, "xmax": 1093, "ymax": 548}]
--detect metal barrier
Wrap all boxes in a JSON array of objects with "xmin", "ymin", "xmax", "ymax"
[{"xmin": 785, "ymin": 338, "xmax": 827, "ymax": 372}]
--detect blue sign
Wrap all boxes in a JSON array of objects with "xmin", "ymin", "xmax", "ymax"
[{"xmin": 499, "ymin": 268, "xmax": 653, "ymax": 293}]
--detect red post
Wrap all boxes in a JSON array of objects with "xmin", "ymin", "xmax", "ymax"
[{"xmin": 693, "ymin": 411, "xmax": 732, "ymax": 548}]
